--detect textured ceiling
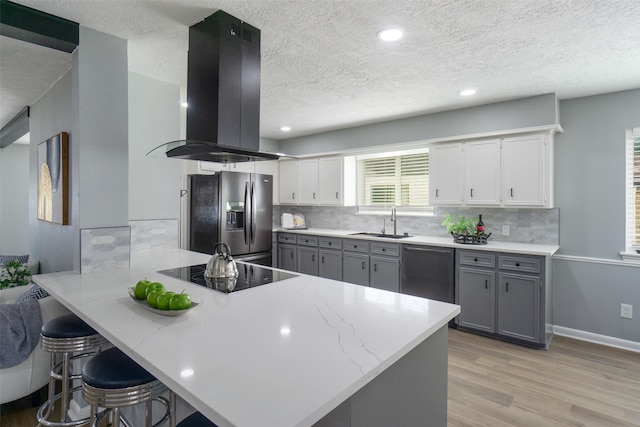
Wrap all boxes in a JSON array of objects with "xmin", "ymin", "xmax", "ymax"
[{"xmin": 2, "ymin": 0, "xmax": 640, "ymax": 140}]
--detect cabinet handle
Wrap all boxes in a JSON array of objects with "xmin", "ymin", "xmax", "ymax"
[
  {"xmin": 328, "ymin": 242, "xmax": 332, "ymax": 246},
  {"xmin": 312, "ymin": 254, "xmax": 315, "ymax": 262},
  {"xmin": 322, "ymin": 256, "xmax": 325, "ymax": 263},
  {"xmin": 474, "ymin": 258, "xmax": 478, "ymax": 262},
  {"xmin": 506, "ymin": 282, "xmax": 509, "ymax": 292},
  {"xmin": 292, "ymin": 192, "xmax": 296, "ymax": 199},
  {"xmin": 336, "ymin": 192, "xmax": 339, "ymax": 199},
  {"xmin": 290, "ymin": 252, "xmax": 294, "ymax": 259},
  {"xmin": 515, "ymin": 262, "xmax": 520, "ymax": 267},
  {"xmin": 374, "ymin": 264, "xmax": 378, "ymax": 272},
  {"xmin": 510, "ymin": 188, "xmax": 514, "ymax": 197},
  {"xmin": 361, "ymin": 261, "xmax": 366, "ymax": 270},
  {"xmin": 313, "ymin": 192, "xmax": 316, "ymax": 199},
  {"xmin": 470, "ymin": 188, "xmax": 474, "ymax": 197},
  {"xmin": 382, "ymin": 248, "xmax": 386, "ymax": 252},
  {"xmin": 485, "ymin": 279, "xmax": 488, "ymax": 289},
  {"xmin": 436, "ymin": 189, "xmax": 439, "ymax": 197}
]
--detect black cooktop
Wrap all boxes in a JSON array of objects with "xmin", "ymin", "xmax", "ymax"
[{"xmin": 157, "ymin": 263, "xmax": 298, "ymax": 294}]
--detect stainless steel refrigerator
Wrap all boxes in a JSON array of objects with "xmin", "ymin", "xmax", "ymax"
[{"xmin": 188, "ymin": 172, "xmax": 273, "ymax": 265}]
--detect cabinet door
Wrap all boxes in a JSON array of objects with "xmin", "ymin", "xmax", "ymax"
[
  {"xmin": 457, "ymin": 267, "xmax": 495, "ymax": 333},
  {"xmin": 319, "ymin": 249, "xmax": 342, "ymax": 281},
  {"xmin": 278, "ymin": 244, "xmax": 297, "ymax": 272},
  {"xmin": 498, "ymin": 272, "xmax": 541, "ymax": 343},
  {"xmin": 226, "ymin": 162, "xmax": 255, "ymax": 173},
  {"xmin": 299, "ymin": 159, "xmax": 319, "ymax": 204},
  {"xmin": 501, "ymin": 134, "xmax": 547, "ymax": 206},
  {"xmin": 297, "ymin": 246, "xmax": 318, "ymax": 276},
  {"xmin": 370, "ymin": 256, "xmax": 400, "ymax": 292},
  {"xmin": 319, "ymin": 157, "xmax": 343, "ymax": 205},
  {"xmin": 343, "ymin": 252, "xmax": 369, "ymax": 286},
  {"xmin": 429, "ymin": 143, "xmax": 463, "ymax": 205},
  {"xmin": 464, "ymin": 139, "xmax": 500, "ymax": 205},
  {"xmin": 255, "ymin": 160, "xmax": 279, "ymax": 205},
  {"xmin": 279, "ymin": 161, "xmax": 300, "ymax": 204}
]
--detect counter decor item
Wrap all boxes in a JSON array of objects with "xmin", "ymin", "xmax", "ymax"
[
  {"xmin": 442, "ymin": 213, "xmax": 491, "ymax": 245},
  {"xmin": 127, "ymin": 288, "xmax": 198, "ymax": 316}
]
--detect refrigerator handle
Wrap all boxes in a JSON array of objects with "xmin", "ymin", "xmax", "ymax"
[
  {"xmin": 243, "ymin": 182, "xmax": 249, "ymax": 244},
  {"xmin": 250, "ymin": 181, "xmax": 256, "ymax": 244}
]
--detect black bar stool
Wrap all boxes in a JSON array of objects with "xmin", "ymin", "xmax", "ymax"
[
  {"xmin": 37, "ymin": 313, "xmax": 106, "ymax": 427},
  {"xmin": 177, "ymin": 412, "xmax": 217, "ymax": 427},
  {"xmin": 82, "ymin": 347, "xmax": 174, "ymax": 427}
]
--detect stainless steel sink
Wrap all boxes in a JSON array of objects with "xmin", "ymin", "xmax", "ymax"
[{"xmin": 349, "ymin": 232, "xmax": 412, "ymax": 239}]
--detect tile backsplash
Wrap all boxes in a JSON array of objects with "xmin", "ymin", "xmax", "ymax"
[{"xmin": 274, "ymin": 206, "xmax": 559, "ymax": 245}]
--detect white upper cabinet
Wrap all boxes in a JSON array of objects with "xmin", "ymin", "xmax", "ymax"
[
  {"xmin": 254, "ymin": 160, "xmax": 280, "ymax": 205},
  {"xmin": 501, "ymin": 134, "xmax": 550, "ymax": 207},
  {"xmin": 429, "ymin": 143, "xmax": 464, "ymax": 205},
  {"xmin": 319, "ymin": 157, "xmax": 344, "ymax": 205},
  {"xmin": 464, "ymin": 139, "xmax": 501, "ymax": 206},
  {"xmin": 279, "ymin": 160, "xmax": 300, "ymax": 204},
  {"xmin": 299, "ymin": 159, "xmax": 320, "ymax": 204},
  {"xmin": 429, "ymin": 132, "xmax": 553, "ymax": 208}
]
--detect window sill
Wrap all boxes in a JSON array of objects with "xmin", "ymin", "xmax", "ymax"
[{"xmin": 620, "ymin": 251, "xmax": 640, "ymax": 263}]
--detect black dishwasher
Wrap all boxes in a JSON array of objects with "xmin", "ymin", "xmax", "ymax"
[{"xmin": 401, "ymin": 245, "xmax": 455, "ymax": 325}]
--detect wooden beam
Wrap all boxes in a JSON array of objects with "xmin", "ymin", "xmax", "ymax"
[{"xmin": 0, "ymin": 0, "xmax": 78, "ymax": 53}]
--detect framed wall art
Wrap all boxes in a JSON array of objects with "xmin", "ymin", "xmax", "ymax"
[{"xmin": 37, "ymin": 132, "xmax": 69, "ymax": 225}]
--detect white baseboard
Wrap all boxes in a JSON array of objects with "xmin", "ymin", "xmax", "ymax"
[{"xmin": 553, "ymin": 326, "xmax": 640, "ymax": 353}]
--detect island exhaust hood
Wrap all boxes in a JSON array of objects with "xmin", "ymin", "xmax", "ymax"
[{"xmin": 147, "ymin": 10, "xmax": 280, "ymax": 163}]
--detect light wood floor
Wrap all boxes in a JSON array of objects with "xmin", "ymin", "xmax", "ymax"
[{"xmin": 2, "ymin": 329, "xmax": 639, "ymax": 427}]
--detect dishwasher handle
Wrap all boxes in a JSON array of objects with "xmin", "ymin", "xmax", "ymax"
[{"xmin": 403, "ymin": 246, "xmax": 453, "ymax": 255}]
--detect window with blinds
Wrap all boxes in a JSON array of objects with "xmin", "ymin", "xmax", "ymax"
[
  {"xmin": 356, "ymin": 149, "xmax": 430, "ymax": 213},
  {"xmin": 626, "ymin": 129, "xmax": 640, "ymax": 249}
]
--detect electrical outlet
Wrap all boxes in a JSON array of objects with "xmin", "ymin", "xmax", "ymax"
[
  {"xmin": 502, "ymin": 225, "xmax": 510, "ymax": 236},
  {"xmin": 620, "ymin": 304, "xmax": 633, "ymax": 319}
]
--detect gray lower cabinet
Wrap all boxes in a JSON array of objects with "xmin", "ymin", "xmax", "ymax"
[
  {"xmin": 369, "ymin": 242, "xmax": 401, "ymax": 292},
  {"xmin": 319, "ymin": 249, "xmax": 342, "ymax": 280},
  {"xmin": 457, "ymin": 267, "xmax": 495, "ymax": 333},
  {"xmin": 343, "ymin": 252, "xmax": 369, "ymax": 286},
  {"xmin": 297, "ymin": 246, "xmax": 318, "ymax": 275},
  {"xmin": 498, "ymin": 272, "xmax": 540, "ymax": 342},
  {"xmin": 278, "ymin": 244, "xmax": 297, "ymax": 272},
  {"xmin": 456, "ymin": 250, "xmax": 548, "ymax": 347}
]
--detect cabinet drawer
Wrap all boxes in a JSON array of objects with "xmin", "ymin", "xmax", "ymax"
[
  {"xmin": 343, "ymin": 240, "xmax": 369, "ymax": 253},
  {"xmin": 278, "ymin": 233, "xmax": 297, "ymax": 244},
  {"xmin": 498, "ymin": 255, "xmax": 540, "ymax": 274},
  {"xmin": 459, "ymin": 251, "xmax": 495, "ymax": 268},
  {"xmin": 370, "ymin": 242, "xmax": 400, "ymax": 257},
  {"xmin": 319, "ymin": 237, "xmax": 342, "ymax": 250},
  {"xmin": 297, "ymin": 236, "xmax": 319, "ymax": 247}
]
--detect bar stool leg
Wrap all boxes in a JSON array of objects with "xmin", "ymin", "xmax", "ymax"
[{"xmin": 61, "ymin": 352, "xmax": 70, "ymax": 422}]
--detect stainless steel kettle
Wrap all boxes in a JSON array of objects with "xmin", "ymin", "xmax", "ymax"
[{"xmin": 204, "ymin": 242, "xmax": 239, "ymax": 279}]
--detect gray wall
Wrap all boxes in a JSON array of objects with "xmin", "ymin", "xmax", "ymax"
[
  {"xmin": 279, "ymin": 94, "xmax": 558, "ymax": 156},
  {"xmin": 128, "ymin": 72, "xmax": 181, "ymax": 221},
  {"xmin": 553, "ymin": 89, "xmax": 640, "ymax": 343},
  {"xmin": 29, "ymin": 70, "xmax": 74, "ymax": 273},
  {"xmin": 29, "ymin": 27, "xmax": 129, "ymax": 273},
  {"xmin": 0, "ymin": 143, "xmax": 30, "ymax": 254}
]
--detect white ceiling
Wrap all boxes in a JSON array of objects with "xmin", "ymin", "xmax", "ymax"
[{"xmin": 2, "ymin": 0, "xmax": 640, "ymax": 141}]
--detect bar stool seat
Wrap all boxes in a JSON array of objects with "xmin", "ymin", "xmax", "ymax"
[
  {"xmin": 176, "ymin": 412, "xmax": 218, "ymax": 427},
  {"xmin": 82, "ymin": 347, "xmax": 173, "ymax": 427},
  {"xmin": 38, "ymin": 314, "xmax": 105, "ymax": 427}
]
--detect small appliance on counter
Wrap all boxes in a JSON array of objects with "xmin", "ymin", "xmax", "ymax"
[{"xmin": 281, "ymin": 213, "xmax": 307, "ymax": 230}]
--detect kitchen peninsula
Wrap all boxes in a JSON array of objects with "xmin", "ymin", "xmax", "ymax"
[{"xmin": 33, "ymin": 247, "xmax": 459, "ymax": 427}]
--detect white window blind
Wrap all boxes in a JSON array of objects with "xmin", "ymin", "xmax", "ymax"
[
  {"xmin": 626, "ymin": 128, "xmax": 640, "ymax": 249},
  {"xmin": 356, "ymin": 149, "xmax": 430, "ymax": 212}
]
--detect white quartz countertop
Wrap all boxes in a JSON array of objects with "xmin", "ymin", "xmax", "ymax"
[
  {"xmin": 34, "ymin": 248, "xmax": 459, "ymax": 427},
  {"xmin": 275, "ymin": 228, "xmax": 559, "ymax": 256}
]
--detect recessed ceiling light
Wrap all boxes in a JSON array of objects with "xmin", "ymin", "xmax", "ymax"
[
  {"xmin": 181, "ymin": 102, "xmax": 188, "ymax": 108},
  {"xmin": 377, "ymin": 28, "xmax": 403, "ymax": 42},
  {"xmin": 280, "ymin": 126, "xmax": 291, "ymax": 132},
  {"xmin": 460, "ymin": 89, "xmax": 477, "ymax": 96}
]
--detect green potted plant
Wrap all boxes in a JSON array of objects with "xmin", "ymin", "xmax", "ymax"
[{"xmin": 442, "ymin": 214, "xmax": 477, "ymax": 236}]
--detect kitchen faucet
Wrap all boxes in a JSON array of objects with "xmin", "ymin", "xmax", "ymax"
[
  {"xmin": 377, "ymin": 216, "xmax": 386, "ymax": 235},
  {"xmin": 390, "ymin": 206, "xmax": 397, "ymax": 235}
]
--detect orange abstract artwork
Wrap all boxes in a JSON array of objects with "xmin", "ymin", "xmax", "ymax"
[{"xmin": 37, "ymin": 132, "xmax": 69, "ymax": 225}]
